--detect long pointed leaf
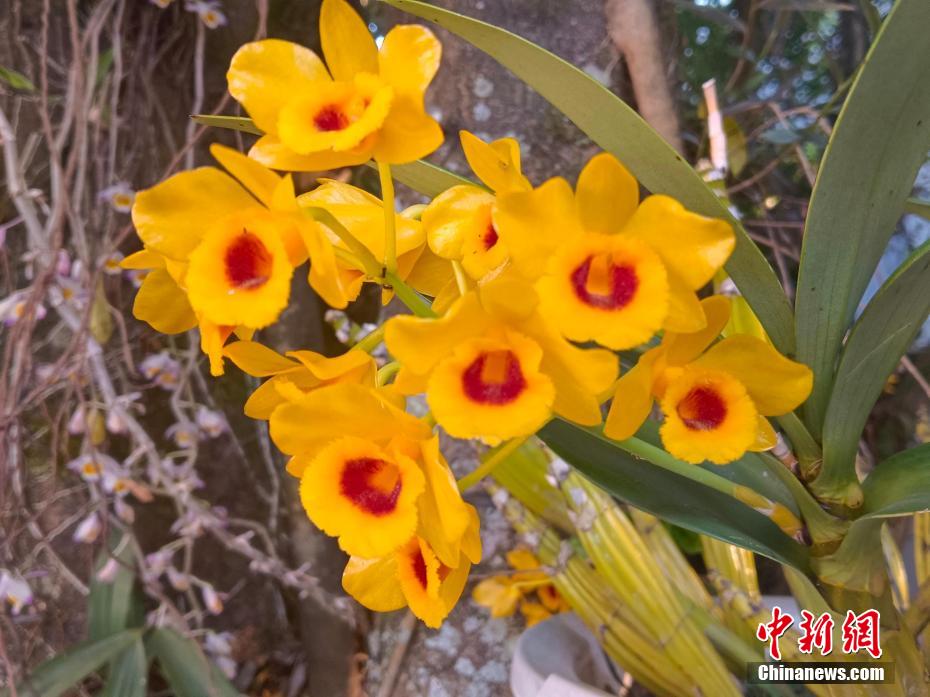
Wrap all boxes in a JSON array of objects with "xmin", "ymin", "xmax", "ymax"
[
  {"xmin": 815, "ymin": 241, "xmax": 930, "ymax": 501},
  {"xmin": 88, "ymin": 533, "xmax": 138, "ymax": 641},
  {"xmin": 538, "ymin": 419, "xmax": 811, "ymax": 573},
  {"xmin": 147, "ymin": 628, "xmax": 242, "ymax": 697},
  {"xmin": 377, "ymin": 160, "xmax": 478, "ymax": 198},
  {"xmin": 383, "ymin": 0, "xmax": 795, "ymax": 354},
  {"xmin": 5, "ymin": 631, "xmax": 139, "ymax": 697},
  {"xmin": 190, "ymin": 114, "xmax": 261, "ymax": 135},
  {"xmin": 794, "ymin": 0, "xmax": 930, "ymax": 434},
  {"xmin": 101, "ymin": 639, "xmax": 148, "ymax": 697},
  {"xmin": 859, "ymin": 444, "xmax": 930, "ymax": 519}
]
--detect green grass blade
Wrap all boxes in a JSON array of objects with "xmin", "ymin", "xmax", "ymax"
[
  {"xmin": 860, "ymin": 443, "xmax": 930, "ymax": 519},
  {"xmin": 794, "ymin": 0, "xmax": 930, "ymax": 435},
  {"xmin": 4, "ymin": 631, "xmax": 139, "ymax": 697},
  {"xmin": 383, "ymin": 0, "xmax": 795, "ymax": 354},
  {"xmin": 815, "ymin": 241, "xmax": 930, "ymax": 504},
  {"xmin": 147, "ymin": 628, "xmax": 242, "ymax": 697},
  {"xmin": 538, "ymin": 419, "xmax": 811, "ymax": 573}
]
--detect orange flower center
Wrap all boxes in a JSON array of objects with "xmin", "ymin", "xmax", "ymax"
[
  {"xmin": 570, "ymin": 253, "xmax": 638, "ymax": 310},
  {"xmin": 462, "ymin": 350, "xmax": 526, "ymax": 405},
  {"xmin": 225, "ymin": 231, "xmax": 272, "ymax": 289},
  {"xmin": 313, "ymin": 105, "xmax": 351, "ymax": 132},
  {"xmin": 676, "ymin": 387, "xmax": 727, "ymax": 431},
  {"xmin": 339, "ymin": 457, "xmax": 401, "ymax": 515},
  {"xmin": 482, "ymin": 222, "xmax": 499, "ymax": 251}
]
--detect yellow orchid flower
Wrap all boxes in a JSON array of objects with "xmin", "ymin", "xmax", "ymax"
[
  {"xmin": 126, "ymin": 144, "xmax": 346, "ymax": 374},
  {"xmin": 121, "ymin": 245, "xmax": 252, "ymax": 376},
  {"xmin": 472, "ymin": 546, "xmax": 569, "ymax": 626},
  {"xmin": 297, "ymin": 180, "xmax": 449, "ymax": 305},
  {"xmin": 423, "ymin": 131, "xmax": 531, "ymax": 281},
  {"xmin": 222, "ymin": 340, "xmax": 377, "ymax": 420},
  {"xmin": 343, "ymin": 516, "xmax": 481, "ymax": 628},
  {"xmin": 226, "ymin": 0, "xmax": 442, "ymax": 171},
  {"xmin": 494, "ymin": 153, "xmax": 736, "ymax": 350},
  {"xmin": 269, "ymin": 382, "xmax": 480, "ymax": 563},
  {"xmin": 384, "ymin": 275, "xmax": 619, "ymax": 444},
  {"xmin": 604, "ymin": 296, "xmax": 813, "ymax": 464}
]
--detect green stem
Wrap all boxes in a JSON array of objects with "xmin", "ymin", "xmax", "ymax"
[
  {"xmin": 758, "ymin": 452, "xmax": 848, "ymax": 547},
  {"xmin": 457, "ymin": 436, "xmax": 529, "ymax": 491},
  {"xmin": 775, "ymin": 411, "xmax": 822, "ymax": 478},
  {"xmin": 378, "ymin": 160, "xmax": 398, "ymax": 275},
  {"xmin": 385, "ymin": 270, "xmax": 437, "ymax": 318},
  {"xmin": 305, "ymin": 207, "xmax": 380, "ymax": 277},
  {"xmin": 351, "ymin": 325, "xmax": 385, "ymax": 354},
  {"xmin": 376, "ymin": 361, "xmax": 401, "ymax": 386}
]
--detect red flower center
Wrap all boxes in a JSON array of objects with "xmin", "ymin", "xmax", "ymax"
[
  {"xmin": 225, "ymin": 231, "xmax": 273, "ymax": 289},
  {"xmin": 462, "ymin": 350, "xmax": 526, "ymax": 405},
  {"xmin": 339, "ymin": 457, "xmax": 401, "ymax": 516},
  {"xmin": 676, "ymin": 387, "xmax": 727, "ymax": 431},
  {"xmin": 482, "ymin": 223, "xmax": 499, "ymax": 251},
  {"xmin": 412, "ymin": 546, "xmax": 428, "ymax": 589},
  {"xmin": 570, "ymin": 254, "xmax": 638, "ymax": 310},
  {"xmin": 314, "ymin": 105, "xmax": 350, "ymax": 132}
]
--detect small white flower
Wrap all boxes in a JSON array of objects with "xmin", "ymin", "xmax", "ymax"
[
  {"xmin": 195, "ymin": 407, "xmax": 226, "ymax": 438},
  {"xmin": 215, "ymin": 655, "xmax": 237, "ymax": 679},
  {"xmin": 166, "ymin": 422, "xmax": 199, "ymax": 448},
  {"xmin": 66, "ymin": 453, "xmax": 119, "ymax": 482},
  {"xmin": 140, "ymin": 351, "xmax": 181, "ymax": 390},
  {"xmin": 96, "ymin": 558, "xmax": 121, "ymax": 583},
  {"xmin": 73, "ymin": 513, "xmax": 102, "ymax": 544},
  {"xmin": 0, "ymin": 292, "xmax": 47, "ymax": 326},
  {"xmin": 166, "ymin": 566, "xmax": 190, "ymax": 591},
  {"xmin": 102, "ymin": 471, "xmax": 132, "ymax": 497},
  {"xmin": 125, "ymin": 269, "xmax": 148, "ymax": 288},
  {"xmin": 201, "ymin": 583, "xmax": 224, "ymax": 614},
  {"xmin": 204, "ymin": 631, "xmax": 234, "ymax": 656},
  {"xmin": 114, "ymin": 497, "xmax": 135, "ymax": 524},
  {"xmin": 98, "ymin": 183, "xmax": 135, "ymax": 213},
  {"xmin": 67, "ymin": 407, "xmax": 88, "ymax": 436},
  {"xmin": 145, "ymin": 548, "xmax": 174, "ymax": 576},
  {"xmin": 101, "ymin": 251, "xmax": 125, "ymax": 275},
  {"xmin": 150, "ymin": 0, "xmax": 174, "ymax": 7},
  {"xmin": 0, "ymin": 570, "xmax": 33, "ymax": 615},
  {"xmin": 55, "ymin": 249, "xmax": 72, "ymax": 277},
  {"xmin": 185, "ymin": 0, "xmax": 227, "ymax": 28}
]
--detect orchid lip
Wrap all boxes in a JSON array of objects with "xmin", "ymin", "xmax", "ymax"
[{"xmin": 461, "ymin": 350, "xmax": 526, "ymax": 405}]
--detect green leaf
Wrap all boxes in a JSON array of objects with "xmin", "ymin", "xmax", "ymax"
[
  {"xmin": 190, "ymin": 114, "xmax": 262, "ymax": 136},
  {"xmin": 147, "ymin": 628, "xmax": 242, "ymax": 697},
  {"xmin": 379, "ymin": 160, "xmax": 479, "ymax": 198},
  {"xmin": 101, "ymin": 639, "xmax": 148, "ymax": 697},
  {"xmin": 88, "ymin": 533, "xmax": 139, "ymax": 641},
  {"xmin": 4, "ymin": 631, "xmax": 139, "ymax": 697},
  {"xmin": 794, "ymin": 0, "xmax": 930, "ymax": 435},
  {"xmin": 860, "ymin": 443, "xmax": 930, "ymax": 519},
  {"xmin": 383, "ymin": 0, "xmax": 795, "ymax": 355},
  {"xmin": 814, "ymin": 240, "xmax": 930, "ymax": 503},
  {"xmin": 538, "ymin": 419, "xmax": 811, "ymax": 573},
  {"xmin": 636, "ymin": 419, "xmax": 800, "ymax": 516},
  {"xmin": 0, "ymin": 66, "xmax": 35, "ymax": 92}
]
